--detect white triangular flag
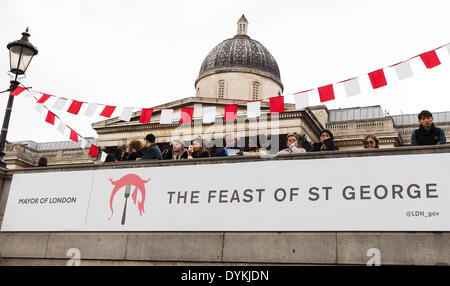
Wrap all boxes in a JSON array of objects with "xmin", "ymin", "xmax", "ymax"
[
  {"xmin": 344, "ymin": 78, "xmax": 361, "ymax": 97},
  {"xmin": 57, "ymin": 120, "xmax": 66, "ymax": 134},
  {"xmin": 84, "ymin": 103, "xmax": 98, "ymax": 117},
  {"xmin": 395, "ymin": 60, "xmax": 413, "ymax": 80},
  {"xmin": 160, "ymin": 109, "xmax": 173, "ymax": 124},
  {"xmin": 80, "ymin": 138, "xmax": 88, "ymax": 149},
  {"xmin": 52, "ymin": 97, "xmax": 68, "ymax": 111},
  {"xmin": 247, "ymin": 101, "xmax": 261, "ymax": 118},
  {"xmin": 101, "ymin": 151, "xmax": 108, "ymax": 162},
  {"xmin": 202, "ymin": 106, "xmax": 216, "ymax": 123},
  {"xmin": 35, "ymin": 103, "xmax": 44, "ymax": 114},
  {"xmin": 294, "ymin": 92, "xmax": 310, "ymax": 109},
  {"xmin": 119, "ymin": 107, "xmax": 134, "ymax": 122}
]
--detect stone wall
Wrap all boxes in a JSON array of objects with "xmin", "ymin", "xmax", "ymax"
[{"xmin": 1, "ymin": 145, "xmax": 449, "ymax": 266}]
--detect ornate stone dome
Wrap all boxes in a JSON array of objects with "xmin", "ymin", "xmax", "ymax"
[{"xmin": 195, "ymin": 16, "xmax": 283, "ymax": 90}]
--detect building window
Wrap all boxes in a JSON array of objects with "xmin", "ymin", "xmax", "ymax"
[
  {"xmin": 218, "ymin": 80, "xmax": 225, "ymax": 98},
  {"xmin": 252, "ymin": 81, "xmax": 260, "ymax": 100}
]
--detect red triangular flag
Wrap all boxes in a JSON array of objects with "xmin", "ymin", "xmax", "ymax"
[
  {"xmin": 180, "ymin": 107, "xmax": 194, "ymax": 124},
  {"xmin": 88, "ymin": 144, "xmax": 98, "ymax": 157},
  {"xmin": 419, "ymin": 50, "xmax": 441, "ymax": 69},
  {"xmin": 270, "ymin": 96, "xmax": 285, "ymax": 113},
  {"xmin": 69, "ymin": 129, "xmax": 79, "ymax": 142},
  {"xmin": 100, "ymin": 105, "xmax": 116, "ymax": 118},
  {"xmin": 368, "ymin": 69, "xmax": 387, "ymax": 89},
  {"xmin": 37, "ymin": 93, "xmax": 52, "ymax": 104},
  {"xmin": 11, "ymin": 86, "xmax": 26, "ymax": 96},
  {"xmin": 139, "ymin": 108, "xmax": 153, "ymax": 123},
  {"xmin": 318, "ymin": 85, "xmax": 335, "ymax": 102},
  {"xmin": 224, "ymin": 104, "xmax": 238, "ymax": 121},
  {"xmin": 67, "ymin": 100, "xmax": 84, "ymax": 115},
  {"xmin": 45, "ymin": 110, "xmax": 56, "ymax": 125}
]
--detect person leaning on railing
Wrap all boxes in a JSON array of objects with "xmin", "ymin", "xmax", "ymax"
[
  {"xmin": 277, "ymin": 133, "xmax": 306, "ymax": 155},
  {"xmin": 139, "ymin": 134, "xmax": 162, "ymax": 160},
  {"xmin": 122, "ymin": 140, "xmax": 144, "ymax": 161},
  {"xmin": 163, "ymin": 139, "xmax": 188, "ymax": 160},
  {"xmin": 187, "ymin": 137, "xmax": 210, "ymax": 159},
  {"xmin": 411, "ymin": 110, "xmax": 446, "ymax": 146},
  {"xmin": 312, "ymin": 129, "xmax": 339, "ymax": 152},
  {"xmin": 363, "ymin": 134, "xmax": 380, "ymax": 149}
]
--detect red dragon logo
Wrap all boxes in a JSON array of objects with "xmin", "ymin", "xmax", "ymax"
[{"xmin": 108, "ymin": 174, "xmax": 150, "ymax": 224}]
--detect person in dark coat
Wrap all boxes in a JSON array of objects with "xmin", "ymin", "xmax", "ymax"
[
  {"xmin": 411, "ymin": 110, "xmax": 446, "ymax": 146},
  {"xmin": 215, "ymin": 133, "xmax": 244, "ymax": 157},
  {"xmin": 188, "ymin": 137, "xmax": 210, "ymax": 159},
  {"xmin": 122, "ymin": 140, "xmax": 144, "ymax": 161},
  {"xmin": 163, "ymin": 139, "xmax": 188, "ymax": 160},
  {"xmin": 312, "ymin": 129, "xmax": 339, "ymax": 152},
  {"xmin": 141, "ymin": 134, "xmax": 162, "ymax": 160}
]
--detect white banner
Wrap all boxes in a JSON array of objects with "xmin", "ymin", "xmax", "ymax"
[{"xmin": 1, "ymin": 153, "xmax": 450, "ymax": 231}]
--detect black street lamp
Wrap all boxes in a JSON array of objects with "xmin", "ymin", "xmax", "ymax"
[{"xmin": 0, "ymin": 28, "xmax": 38, "ymax": 168}]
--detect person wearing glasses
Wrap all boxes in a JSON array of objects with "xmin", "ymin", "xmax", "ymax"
[{"xmin": 363, "ymin": 134, "xmax": 380, "ymax": 149}]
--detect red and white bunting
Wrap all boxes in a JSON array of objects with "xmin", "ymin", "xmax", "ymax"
[
  {"xmin": 202, "ymin": 106, "xmax": 216, "ymax": 123},
  {"xmin": 84, "ymin": 103, "xmax": 98, "ymax": 117},
  {"xmin": 11, "ymin": 86, "xmax": 27, "ymax": 96},
  {"xmin": 23, "ymin": 42, "xmax": 449, "ymax": 127},
  {"xmin": 99, "ymin": 105, "xmax": 116, "ymax": 118},
  {"xmin": 35, "ymin": 102, "xmax": 45, "ymax": 114},
  {"xmin": 57, "ymin": 120, "xmax": 66, "ymax": 134},
  {"xmin": 69, "ymin": 129, "xmax": 79, "ymax": 142},
  {"xmin": 269, "ymin": 96, "xmax": 284, "ymax": 113},
  {"xmin": 318, "ymin": 85, "xmax": 335, "ymax": 102},
  {"xmin": 419, "ymin": 50, "xmax": 441, "ymax": 69},
  {"xmin": 294, "ymin": 92, "xmax": 310, "ymax": 109},
  {"xmin": 67, "ymin": 100, "xmax": 83, "ymax": 115},
  {"xmin": 247, "ymin": 101, "xmax": 261, "ymax": 118},
  {"xmin": 37, "ymin": 93, "xmax": 52, "ymax": 104},
  {"xmin": 394, "ymin": 60, "xmax": 413, "ymax": 80},
  {"xmin": 368, "ymin": 69, "xmax": 387, "ymax": 89},
  {"xmin": 100, "ymin": 151, "xmax": 108, "ymax": 162},
  {"xmin": 139, "ymin": 108, "xmax": 153, "ymax": 123},
  {"xmin": 52, "ymin": 97, "xmax": 68, "ymax": 111},
  {"xmin": 88, "ymin": 144, "xmax": 99, "ymax": 157},
  {"xmin": 180, "ymin": 107, "xmax": 194, "ymax": 124},
  {"xmin": 160, "ymin": 109, "xmax": 173, "ymax": 124},
  {"xmin": 45, "ymin": 110, "xmax": 56, "ymax": 125},
  {"xmin": 343, "ymin": 78, "xmax": 361, "ymax": 97},
  {"xmin": 224, "ymin": 104, "xmax": 238, "ymax": 122},
  {"xmin": 119, "ymin": 107, "xmax": 134, "ymax": 122}
]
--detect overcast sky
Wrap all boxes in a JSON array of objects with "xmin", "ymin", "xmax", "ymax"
[{"xmin": 1, "ymin": 0, "xmax": 450, "ymax": 143}]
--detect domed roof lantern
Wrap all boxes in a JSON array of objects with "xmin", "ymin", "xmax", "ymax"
[{"xmin": 237, "ymin": 14, "xmax": 248, "ymax": 36}]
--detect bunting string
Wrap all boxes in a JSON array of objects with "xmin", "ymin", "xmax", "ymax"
[{"xmin": 10, "ymin": 42, "xmax": 450, "ymax": 158}]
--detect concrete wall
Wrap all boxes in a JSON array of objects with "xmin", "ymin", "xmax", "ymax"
[{"xmin": 1, "ymin": 145, "xmax": 450, "ymax": 266}]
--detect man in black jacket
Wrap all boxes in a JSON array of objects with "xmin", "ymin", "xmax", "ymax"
[
  {"xmin": 411, "ymin": 110, "xmax": 446, "ymax": 146},
  {"xmin": 141, "ymin": 134, "xmax": 162, "ymax": 160}
]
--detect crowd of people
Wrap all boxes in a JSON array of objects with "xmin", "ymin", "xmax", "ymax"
[{"xmin": 98, "ymin": 109, "xmax": 446, "ymax": 163}]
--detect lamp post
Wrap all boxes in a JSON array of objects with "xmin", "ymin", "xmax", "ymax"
[{"xmin": 0, "ymin": 28, "xmax": 38, "ymax": 168}]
